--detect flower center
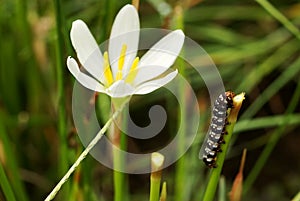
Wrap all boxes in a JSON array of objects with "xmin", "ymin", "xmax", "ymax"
[{"xmin": 103, "ymin": 44, "xmax": 139, "ymax": 87}]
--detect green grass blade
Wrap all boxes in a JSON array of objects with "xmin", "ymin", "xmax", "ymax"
[
  {"xmin": 0, "ymin": 161, "xmax": 17, "ymax": 201},
  {"xmin": 218, "ymin": 176, "xmax": 226, "ymax": 201},
  {"xmin": 186, "ymin": 24, "xmax": 252, "ymax": 45},
  {"xmin": 44, "ymin": 99, "xmax": 128, "ymax": 201},
  {"xmin": 185, "ymin": 5, "xmax": 271, "ymax": 22},
  {"xmin": 202, "ymin": 93, "xmax": 245, "ymax": 201},
  {"xmin": 0, "ymin": 113, "xmax": 29, "ymax": 201},
  {"xmin": 237, "ymin": 39, "xmax": 299, "ymax": 93},
  {"xmin": 209, "ymin": 27, "xmax": 291, "ymax": 65},
  {"xmin": 235, "ymin": 114, "xmax": 300, "ymax": 133},
  {"xmin": 241, "ymin": 55, "xmax": 300, "ymax": 119},
  {"xmin": 244, "ymin": 78, "xmax": 300, "ymax": 194},
  {"xmin": 292, "ymin": 191, "xmax": 300, "ymax": 201},
  {"xmin": 172, "ymin": 5, "xmax": 189, "ymax": 201},
  {"xmin": 256, "ymin": 0, "xmax": 300, "ymax": 41},
  {"xmin": 0, "ymin": 114, "xmax": 17, "ymax": 201},
  {"xmin": 53, "ymin": 0, "xmax": 69, "ymax": 190}
]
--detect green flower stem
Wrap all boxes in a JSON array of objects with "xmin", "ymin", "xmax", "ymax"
[
  {"xmin": 150, "ymin": 152, "xmax": 165, "ymax": 201},
  {"xmin": 203, "ymin": 93, "xmax": 245, "ymax": 201},
  {"xmin": 113, "ymin": 160, "xmax": 124, "ymax": 201},
  {"xmin": 255, "ymin": 0, "xmax": 300, "ymax": 41},
  {"xmin": 112, "ymin": 128, "xmax": 127, "ymax": 201},
  {"xmin": 44, "ymin": 100, "xmax": 127, "ymax": 201},
  {"xmin": 110, "ymin": 120, "xmax": 123, "ymax": 201},
  {"xmin": 111, "ymin": 98, "xmax": 129, "ymax": 201}
]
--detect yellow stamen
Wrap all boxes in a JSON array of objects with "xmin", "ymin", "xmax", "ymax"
[
  {"xmin": 125, "ymin": 57, "xmax": 139, "ymax": 83},
  {"xmin": 116, "ymin": 44, "xmax": 127, "ymax": 80},
  {"xmin": 103, "ymin": 51, "xmax": 113, "ymax": 86}
]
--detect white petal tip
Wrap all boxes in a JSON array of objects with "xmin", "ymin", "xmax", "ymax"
[
  {"xmin": 122, "ymin": 4, "xmax": 137, "ymax": 11},
  {"xmin": 70, "ymin": 20, "xmax": 89, "ymax": 39},
  {"xmin": 67, "ymin": 56, "xmax": 75, "ymax": 65},
  {"xmin": 72, "ymin": 19, "xmax": 85, "ymax": 27},
  {"xmin": 71, "ymin": 20, "xmax": 86, "ymax": 35},
  {"xmin": 172, "ymin": 30, "xmax": 185, "ymax": 44},
  {"xmin": 67, "ymin": 57, "xmax": 80, "ymax": 76},
  {"xmin": 174, "ymin": 29, "xmax": 185, "ymax": 36},
  {"xmin": 67, "ymin": 56, "xmax": 73, "ymax": 61}
]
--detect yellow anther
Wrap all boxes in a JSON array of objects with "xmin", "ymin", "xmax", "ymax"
[
  {"xmin": 116, "ymin": 44, "xmax": 127, "ymax": 80},
  {"xmin": 116, "ymin": 71, "xmax": 122, "ymax": 80},
  {"xmin": 125, "ymin": 57, "xmax": 139, "ymax": 83},
  {"xmin": 130, "ymin": 57, "xmax": 139, "ymax": 72},
  {"xmin": 103, "ymin": 51, "xmax": 114, "ymax": 86}
]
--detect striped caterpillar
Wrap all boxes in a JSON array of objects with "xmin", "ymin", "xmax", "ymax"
[{"xmin": 199, "ymin": 91, "xmax": 235, "ymax": 168}]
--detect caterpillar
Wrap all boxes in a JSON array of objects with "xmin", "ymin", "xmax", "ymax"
[{"xmin": 199, "ymin": 91, "xmax": 235, "ymax": 168}]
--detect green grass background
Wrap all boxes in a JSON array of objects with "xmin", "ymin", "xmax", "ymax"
[{"xmin": 0, "ymin": 0, "xmax": 300, "ymax": 200}]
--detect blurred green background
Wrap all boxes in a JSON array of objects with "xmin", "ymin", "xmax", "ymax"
[{"xmin": 0, "ymin": 0, "xmax": 300, "ymax": 200}]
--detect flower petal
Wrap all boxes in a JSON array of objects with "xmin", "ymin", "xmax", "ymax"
[
  {"xmin": 124, "ymin": 65, "xmax": 168, "ymax": 86},
  {"xmin": 108, "ymin": 4, "xmax": 140, "ymax": 77},
  {"xmin": 134, "ymin": 70, "xmax": 178, "ymax": 95},
  {"xmin": 67, "ymin": 57, "xmax": 106, "ymax": 92},
  {"xmin": 134, "ymin": 30, "xmax": 184, "ymax": 85},
  {"xmin": 106, "ymin": 80, "xmax": 135, "ymax": 98},
  {"xmin": 70, "ymin": 20, "xmax": 105, "ymax": 83}
]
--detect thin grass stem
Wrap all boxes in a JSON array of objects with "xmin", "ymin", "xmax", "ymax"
[
  {"xmin": 256, "ymin": 0, "xmax": 300, "ymax": 41},
  {"xmin": 235, "ymin": 114, "xmax": 300, "ymax": 133},
  {"xmin": 44, "ymin": 101, "xmax": 127, "ymax": 201},
  {"xmin": 202, "ymin": 93, "xmax": 245, "ymax": 201},
  {"xmin": 16, "ymin": 0, "xmax": 40, "ymax": 112},
  {"xmin": 172, "ymin": 5, "xmax": 188, "ymax": 201},
  {"xmin": 0, "ymin": 113, "xmax": 28, "ymax": 201},
  {"xmin": 241, "ymin": 55, "xmax": 300, "ymax": 119},
  {"xmin": 159, "ymin": 182, "xmax": 167, "ymax": 201},
  {"xmin": 237, "ymin": 39, "xmax": 299, "ymax": 93},
  {"xmin": 0, "ymin": 154, "xmax": 17, "ymax": 201},
  {"xmin": 218, "ymin": 176, "xmax": 226, "ymax": 201},
  {"xmin": 53, "ymin": 0, "xmax": 69, "ymax": 184},
  {"xmin": 292, "ymin": 191, "xmax": 300, "ymax": 201},
  {"xmin": 244, "ymin": 81, "xmax": 300, "ymax": 193}
]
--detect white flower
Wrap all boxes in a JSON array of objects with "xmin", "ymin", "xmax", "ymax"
[{"xmin": 67, "ymin": 4, "xmax": 185, "ymax": 98}]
